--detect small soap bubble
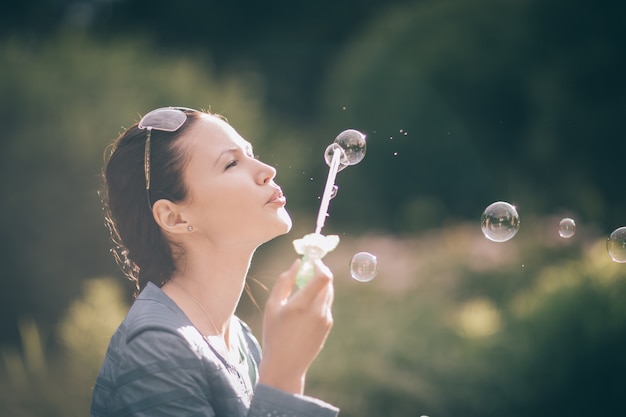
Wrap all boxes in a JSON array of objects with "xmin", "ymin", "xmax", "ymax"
[
  {"xmin": 350, "ymin": 252, "xmax": 378, "ymax": 282},
  {"xmin": 558, "ymin": 218, "xmax": 576, "ymax": 238},
  {"xmin": 480, "ymin": 201, "xmax": 520, "ymax": 242},
  {"xmin": 330, "ymin": 185, "xmax": 339, "ymax": 199},
  {"xmin": 607, "ymin": 226, "xmax": 626, "ymax": 263},
  {"xmin": 334, "ymin": 129, "xmax": 366, "ymax": 166}
]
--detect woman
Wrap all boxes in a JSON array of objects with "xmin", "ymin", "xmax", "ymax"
[{"xmin": 91, "ymin": 107, "xmax": 339, "ymax": 416}]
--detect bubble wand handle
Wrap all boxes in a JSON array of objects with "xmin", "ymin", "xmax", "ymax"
[
  {"xmin": 315, "ymin": 147, "xmax": 342, "ymax": 234},
  {"xmin": 293, "ymin": 148, "xmax": 341, "ymax": 288}
]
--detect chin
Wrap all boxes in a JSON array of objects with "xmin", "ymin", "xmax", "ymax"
[
  {"xmin": 277, "ymin": 207, "xmax": 293, "ymax": 234},
  {"xmin": 261, "ymin": 207, "xmax": 292, "ymax": 243}
]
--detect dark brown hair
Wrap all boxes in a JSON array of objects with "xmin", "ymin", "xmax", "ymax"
[{"xmin": 102, "ymin": 110, "xmax": 202, "ymax": 296}]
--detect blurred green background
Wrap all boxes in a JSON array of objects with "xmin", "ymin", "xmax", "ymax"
[{"xmin": 1, "ymin": 0, "xmax": 625, "ymax": 415}]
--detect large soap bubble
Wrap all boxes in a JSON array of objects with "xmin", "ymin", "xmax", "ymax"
[
  {"xmin": 325, "ymin": 129, "xmax": 366, "ymax": 172},
  {"xmin": 558, "ymin": 217, "xmax": 576, "ymax": 239},
  {"xmin": 350, "ymin": 252, "xmax": 378, "ymax": 282},
  {"xmin": 480, "ymin": 201, "xmax": 520, "ymax": 242},
  {"xmin": 607, "ymin": 226, "xmax": 626, "ymax": 263}
]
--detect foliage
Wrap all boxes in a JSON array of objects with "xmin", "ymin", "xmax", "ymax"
[
  {"xmin": 3, "ymin": 220, "xmax": 625, "ymax": 417},
  {"xmin": 0, "ymin": 277, "xmax": 127, "ymax": 417},
  {"xmin": 289, "ymin": 220, "xmax": 626, "ymax": 417},
  {"xmin": 1, "ymin": 0, "xmax": 416, "ymax": 122},
  {"xmin": 318, "ymin": 0, "xmax": 626, "ymax": 233},
  {"xmin": 0, "ymin": 0, "xmax": 625, "ymax": 416},
  {"xmin": 56, "ymin": 277, "xmax": 128, "ymax": 366}
]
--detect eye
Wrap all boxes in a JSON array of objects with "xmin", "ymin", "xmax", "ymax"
[{"xmin": 225, "ymin": 159, "xmax": 238, "ymax": 170}]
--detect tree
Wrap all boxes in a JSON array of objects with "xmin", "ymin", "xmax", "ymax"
[{"xmin": 317, "ymin": 0, "xmax": 626, "ymax": 232}]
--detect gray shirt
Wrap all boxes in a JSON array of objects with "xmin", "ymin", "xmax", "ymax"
[{"xmin": 90, "ymin": 282, "xmax": 339, "ymax": 417}]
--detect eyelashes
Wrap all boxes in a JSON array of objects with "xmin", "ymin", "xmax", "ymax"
[{"xmin": 224, "ymin": 153, "xmax": 259, "ymax": 171}]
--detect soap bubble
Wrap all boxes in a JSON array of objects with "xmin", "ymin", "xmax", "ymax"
[
  {"xmin": 607, "ymin": 227, "xmax": 626, "ymax": 263},
  {"xmin": 558, "ymin": 218, "xmax": 576, "ymax": 238},
  {"xmin": 324, "ymin": 143, "xmax": 350, "ymax": 171},
  {"xmin": 334, "ymin": 129, "xmax": 367, "ymax": 166},
  {"xmin": 350, "ymin": 252, "xmax": 377, "ymax": 282},
  {"xmin": 480, "ymin": 201, "xmax": 520, "ymax": 242}
]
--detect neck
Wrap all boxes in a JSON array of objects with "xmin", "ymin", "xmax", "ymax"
[{"xmin": 164, "ymin": 242, "xmax": 256, "ymax": 344}]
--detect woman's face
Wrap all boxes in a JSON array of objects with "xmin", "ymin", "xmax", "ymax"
[{"xmin": 176, "ymin": 114, "xmax": 292, "ymax": 247}]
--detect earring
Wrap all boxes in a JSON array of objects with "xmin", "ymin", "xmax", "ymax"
[{"xmin": 187, "ymin": 225, "xmax": 193, "ymax": 232}]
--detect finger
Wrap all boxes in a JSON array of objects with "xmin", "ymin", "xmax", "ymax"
[
  {"xmin": 313, "ymin": 271, "xmax": 335, "ymax": 311},
  {"xmin": 308, "ymin": 278, "xmax": 334, "ymax": 330},
  {"xmin": 293, "ymin": 259, "xmax": 333, "ymax": 306},
  {"xmin": 267, "ymin": 259, "xmax": 300, "ymax": 307}
]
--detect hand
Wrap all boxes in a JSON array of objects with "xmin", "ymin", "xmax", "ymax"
[{"xmin": 258, "ymin": 258, "xmax": 335, "ymax": 394}]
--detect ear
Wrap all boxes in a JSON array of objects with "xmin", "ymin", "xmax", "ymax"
[{"xmin": 151, "ymin": 199, "xmax": 190, "ymax": 234}]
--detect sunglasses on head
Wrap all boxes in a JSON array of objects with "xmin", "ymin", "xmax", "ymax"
[{"xmin": 137, "ymin": 106, "xmax": 199, "ymax": 207}]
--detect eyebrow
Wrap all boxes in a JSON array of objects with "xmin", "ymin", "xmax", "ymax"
[
  {"xmin": 214, "ymin": 147, "xmax": 237, "ymax": 167},
  {"xmin": 214, "ymin": 144, "xmax": 254, "ymax": 166}
]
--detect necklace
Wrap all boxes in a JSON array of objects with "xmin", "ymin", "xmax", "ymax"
[
  {"xmin": 169, "ymin": 280, "xmax": 253, "ymax": 400},
  {"xmin": 169, "ymin": 280, "xmax": 235, "ymax": 358}
]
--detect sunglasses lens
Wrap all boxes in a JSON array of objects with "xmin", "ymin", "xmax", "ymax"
[{"xmin": 139, "ymin": 108, "xmax": 188, "ymax": 131}]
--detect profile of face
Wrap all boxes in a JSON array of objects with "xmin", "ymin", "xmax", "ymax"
[{"xmin": 162, "ymin": 113, "xmax": 292, "ymax": 248}]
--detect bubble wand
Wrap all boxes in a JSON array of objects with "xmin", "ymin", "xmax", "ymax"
[
  {"xmin": 293, "ymin": 129, "xmax": 367, "ymax": 287},
  {"xmin": 315, "ymin": 146, "xmax": 342, "ymax": 235}
]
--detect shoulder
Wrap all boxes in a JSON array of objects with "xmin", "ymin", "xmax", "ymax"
[
  {"xmin": 121, "ymin": 283, "xmax": 188, "ymax": 338},
  {"xmin": 97, "ymin": 283, "xmax": 215, "ymax": 369},
  {"xmin": 115, "ymin": 283, "xmax": 222, "ymax": 362}
]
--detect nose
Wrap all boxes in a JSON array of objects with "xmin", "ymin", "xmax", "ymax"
[{"xmin": 256, "ymin": 159, "xmax": 277, "ymax": 185}]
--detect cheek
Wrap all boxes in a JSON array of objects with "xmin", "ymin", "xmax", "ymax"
[
  {"xmin": 201, "ymin": 192, "xmax": 242, "ymax": 214},
  {"xmin": 194, "ymin": 183, "xmax": 254, "ymax": 222}
]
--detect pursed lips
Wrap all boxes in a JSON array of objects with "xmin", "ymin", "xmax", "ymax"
[{"xmin": 267, "ymin": 187, "xmax": 286, "ymax": 205}]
